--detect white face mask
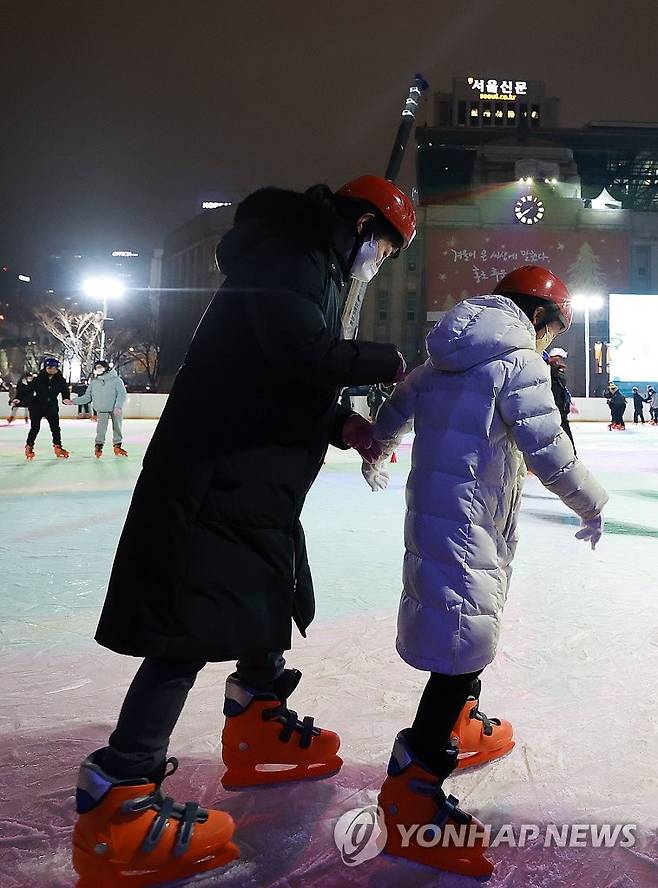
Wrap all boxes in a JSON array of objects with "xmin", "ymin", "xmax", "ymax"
[
  {"xmin": 350, "ymin": 237, "xmax": 381, "ymax": 283},
  {"xmin": 535, "ymin": 327, "xmax": 557, "ymax": 354},
  {"xmin": 94, "ymin": 367, "xmax": 105, "ymax": 376}
]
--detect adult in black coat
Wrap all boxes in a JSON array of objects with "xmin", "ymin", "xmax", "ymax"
[
  {"xmin": 631, "ymin": 387, "xmax": 649, "ymax": 424},
  {"xmin": 24, "ymin": 360, "xmax": 72, "ymax": 455},
  {"xmin": 606, "ymin": 383, "xmax": 627, "ymax": 428},
  {"xmin": 7, "ymin": 372, "xmax": 35, "ymax": 423},
  {"xmin": 547, "ymin": 348, "xmax": 576, "ymax": 452},
  {"xmin": 81, "ymin": 178, "xmax": 415, "ymax": 845}
]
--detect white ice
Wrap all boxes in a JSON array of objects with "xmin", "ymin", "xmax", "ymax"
[{"xmin": 1, "ymin": 417, "xmax": 657, "ymax": 887}]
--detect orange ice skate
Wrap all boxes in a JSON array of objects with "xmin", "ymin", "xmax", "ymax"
[
  {"xmin": 453, "ymin": 678, "xmax": 514, "ymax": 770},
  {"xmin": 221, "ymin": 669, "xmax": 342, "ymax": 790},
  {"xmin": 378, "ymin": 730, "xmax": 494, "ymax": 877},
  {"xmin": 72, "ymin": 752, "xmax": 238, "ymax": 888}
]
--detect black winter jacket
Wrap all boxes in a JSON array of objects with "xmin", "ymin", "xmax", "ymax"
[
  {"xmin": 28, "ymin": 370, "xmax": 70, "ymax": 413},
  {"xmin": 96, "ymin": 186, "xmax": 401, "ymax": 661}
]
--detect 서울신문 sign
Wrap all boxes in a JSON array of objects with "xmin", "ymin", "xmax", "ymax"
[{"xmin": 467, "ymin": 77, "xmax": 527, "ymax": 102}]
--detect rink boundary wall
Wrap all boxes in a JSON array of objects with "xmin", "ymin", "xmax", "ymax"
[{"xmin": 58, "ymin": 395, "xmax": 615, "ymax": 422}]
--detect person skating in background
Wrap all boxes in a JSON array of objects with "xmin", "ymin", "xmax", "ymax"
[
  {"xmin": 8, "ymin": 372, "xmax": 35, "ymax": 424},
  {"xmin": 72, "ymin": 379, "xmax": 92, "ymax": 418},
  {"xmin": 367, "ymin": 382, "xmax": 388, "ymax": 421},
  {"xmin": 547, "ymin": 347, "xmax": 576, "ymax": 453},
  {"xmin": 648, "ymin": 385, "xmax": 658, "ymax": 424},
  {"xmin": 361, "ymin": 266, "xmax": 607, "ymax": 877},
  {"xmin": 606, "ymin": 382, "xmax": 627, "ymax": 430},
  {"xmin": 632, "ymin": 386, "xmax": 649, "ymax": 424},
  {"xmin": 24, "ymin": 359, "xmax": 72, "ymax": 459},
  {"xmin": 71, "ymin": 176, "xmax": 415, "ymax": 886},
  {"xmin": 73, "ymin": 360, "xmax": 128, "ymax": 458}
]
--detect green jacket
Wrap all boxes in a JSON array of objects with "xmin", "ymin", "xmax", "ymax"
[{"xmin": 75, "ymin": 369, "xmax": 127, "ymax": 412}]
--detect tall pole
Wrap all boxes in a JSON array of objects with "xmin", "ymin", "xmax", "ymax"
[
  {"xmin": 100, "ymin": 294, "xmax": 107, "ymax": 361},
  {"xmin": 584, "ymin": 305, "xmax": 590, "ymax": 398}
]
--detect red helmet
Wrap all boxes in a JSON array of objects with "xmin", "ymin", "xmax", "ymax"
[
  {"xmin": 493, "ymin": 265, "xmax": 572, "ymax": 331},
  {"xmin": 336, "ymin": 175, "xmax": 416, "ymax": 248}
]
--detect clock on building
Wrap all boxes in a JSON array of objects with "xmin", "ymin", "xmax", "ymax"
[{"xmin": 514, "ymin": 194, "xmax": 545, "ymax": 225}]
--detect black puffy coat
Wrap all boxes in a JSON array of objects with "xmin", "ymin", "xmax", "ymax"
[
  {"xmin": 28, "ymin": 370, "xmax": 70, "ymax": 413},
  {"xmin": 95, "ymin": 187, "xmax": 401, "ymax": 662},
  {"xmin": 13, "ymin": 378, "xmax": 35, "ymax": 408},
  {"xmin": 550, "ymin": 365, "xmax": 572, "ymax": 423}
]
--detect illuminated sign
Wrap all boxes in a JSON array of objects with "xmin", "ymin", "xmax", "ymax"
[
  {"xmin": 111, "ymin": 250, "xmax": 139, "ymax": 257},
  {"xmin": 18, "ymin": 274, "xmax": 31, "ymax": 282},
  {"xmin": 467, "ymin": 76, "xmax": 527, "ymax": 101},
  {"xmin": 202, "ymin": 201, "xmax": 232, "ymax": 209}
]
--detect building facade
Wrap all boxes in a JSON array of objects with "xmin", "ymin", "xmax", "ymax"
[{"xmin": 157, "ymin": 205, "xmax": 233, "ymax": 389}]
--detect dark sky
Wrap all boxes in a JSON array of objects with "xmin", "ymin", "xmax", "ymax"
[{"xmin": 2, "ymin": 0, "xmax": 656, "ymax": 271}]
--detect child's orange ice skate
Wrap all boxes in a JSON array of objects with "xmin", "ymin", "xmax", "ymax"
[
  {"xmin": 378, "ymin": 730, "xmax": 494, "ymax": 877},
  {"xmin": 72, "ymin": 752, "xmax": 238, "ymax": 888},
  {"xmin": 453, "ymin": 678, "xmax": 514, "ymax": 770},
  {"xmin": 221, "ymin": 669, "xmax": 342, "ymax": 789}
]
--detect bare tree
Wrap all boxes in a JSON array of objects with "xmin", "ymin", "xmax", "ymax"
[
  {"xmin": 34, "ymin": 306, "xmax": 103, "ymax": 377},
  {"xmin": 105, "ymin": 316, "xmax": 162, "ymax": 390}
]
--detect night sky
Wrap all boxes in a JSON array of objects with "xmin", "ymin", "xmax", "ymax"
[{"xmin": 2, "ymin": 0, "xmax": 656, "ymax": 272}]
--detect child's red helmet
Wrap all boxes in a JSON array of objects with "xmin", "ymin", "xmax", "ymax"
[
  {"xmin": 494, "ymin": 265, "xmax": 572, "ymax": 331},
  {"xmin": 336, "ymin": 175, "xmax": 416, "ymax": 248}
]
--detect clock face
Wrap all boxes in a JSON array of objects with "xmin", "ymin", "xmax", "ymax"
[{"xmin": 514, "ymin": 194, "xmax": 545, "ymax": 225}]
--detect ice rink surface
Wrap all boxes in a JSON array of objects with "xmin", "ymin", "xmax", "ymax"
[{"xmin": 1, "ymin": 417, "xmax": 657, "ymax": 887}]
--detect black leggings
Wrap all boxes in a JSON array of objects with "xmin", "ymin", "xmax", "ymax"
[
  {"xmin": 408, "ymin": 670, "xmax": 481, "ymax": 776},
  {"xmin": 100, "ymin": 653, "xmax": 285, "ymax": 780}
]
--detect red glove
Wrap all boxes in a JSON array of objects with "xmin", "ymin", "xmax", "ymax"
[{"xmin": 342, "ymin": 414, "xmax": 382, "ymax": 463}]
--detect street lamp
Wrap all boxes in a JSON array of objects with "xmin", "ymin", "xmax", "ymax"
[
  {"xmin": 572, "ymin": 293, "xmax": 604, "ymax": 398},
  {"xmin": 82, "ymin": 276, "xmax": 125, "ymax": 360}
]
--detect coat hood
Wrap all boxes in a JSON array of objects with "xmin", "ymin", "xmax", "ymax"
[
  {"xmin": 216, "ymin": 185, "xmax": 351, "ymax": 277},
  {"xmin": 426, "ymin": 295, "xmax": 537, "ymax": 372}
]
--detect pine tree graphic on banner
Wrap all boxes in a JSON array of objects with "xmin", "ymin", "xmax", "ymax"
[{"xmin": 567, "ymin": 242, "xmax": 605, "ymax": 293}]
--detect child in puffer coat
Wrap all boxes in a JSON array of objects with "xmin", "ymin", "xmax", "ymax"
[{"xmin": 362, "ymin": 267, "xmax": 608, "ymax": 878}]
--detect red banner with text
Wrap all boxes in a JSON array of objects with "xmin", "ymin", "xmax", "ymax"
[{"xmin": 426, "ymin": 228, "xmax": 630, "ymax": 312}]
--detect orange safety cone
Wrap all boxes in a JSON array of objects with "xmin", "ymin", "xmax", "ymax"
[{"xmin": 390, "ymin": 452, "xmax": 397, "ymax": 463}]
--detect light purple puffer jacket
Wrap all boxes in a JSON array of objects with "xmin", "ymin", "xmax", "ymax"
[{"xmin": 374, "ymin": 295, "xmax": 608, "ymax": 675}]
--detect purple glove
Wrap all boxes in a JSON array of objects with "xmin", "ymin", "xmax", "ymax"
[
  {"xmin": 394, "ymin": 352, "xmax": 407, "ymax": 382},
  {"xmin": 342, "ymin": 415, "xmax": 382, "ymax": 463}
]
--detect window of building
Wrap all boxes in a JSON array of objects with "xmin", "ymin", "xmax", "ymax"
[
  {"xmin": 378, "ymin": 290, "xmax": 389, "ymax": 322},
  {"xmin": 494, "ymin": 103, "xmax": 504, "ymax": 126},
  {"xmin": 439, "ymin": 100, "xmax": 451, "ymax": 127},
  {"xmin": 406, "ymin": 294, "xmax": 417, "ymax": 322},
  {"xmin": 507, "ymin": 107, "xmax": 516, "ymax": 126},
  {"xmin": 520, "ymin": 103, "xmax": 528, "ymax": 119},
  {"xmin": 469, "ymin": 102, "xmax": 479, "ymax": 125},
  {"xmin": 482, "ymin": 104, "xmax": 492, "ymax": 126},
  {"xmin": 531, "ymin": 104, "xmax": 540, "ymax": 127},
  {"xmin": 457, "ymin": 100, "xmax": 466, "ymax": 126}
]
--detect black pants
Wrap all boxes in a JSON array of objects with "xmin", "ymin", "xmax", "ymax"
[
  {"xmin": 407, "ymin": 670, "xmax": 482, "ymax": 777},
  {"xmin": 100, "ymin": 652, "xmax": 285, "ymax": 780},
  {"xmin": 633, "ymin": 407, "xmax": 645, "ymax": 424},
  {"xmin": 611, "ymin": 408, "xmax": 625, "ymax": 427},
  {"xmin": 27, "ymin": 409, "xmax": 61, "ymax": 446}
]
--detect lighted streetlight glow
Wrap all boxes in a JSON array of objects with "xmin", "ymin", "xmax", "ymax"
[
  {"xmin": 82, "ymin": 277, "xmax": 125, "ymax": 360},
  {"xmin": 83, "ymin": 276, "xmax": 125, "ymax": 301},
  {"xmin": 571, "ymin": 293, "xmax": 605, "ymax": 398},
  {"xmin": 18, "ymin": 274, "xmax": 31, "ymax": 282},
  {"xmin": 572, "ymin": 293, "xmax": 604, "ymax": 312}
]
